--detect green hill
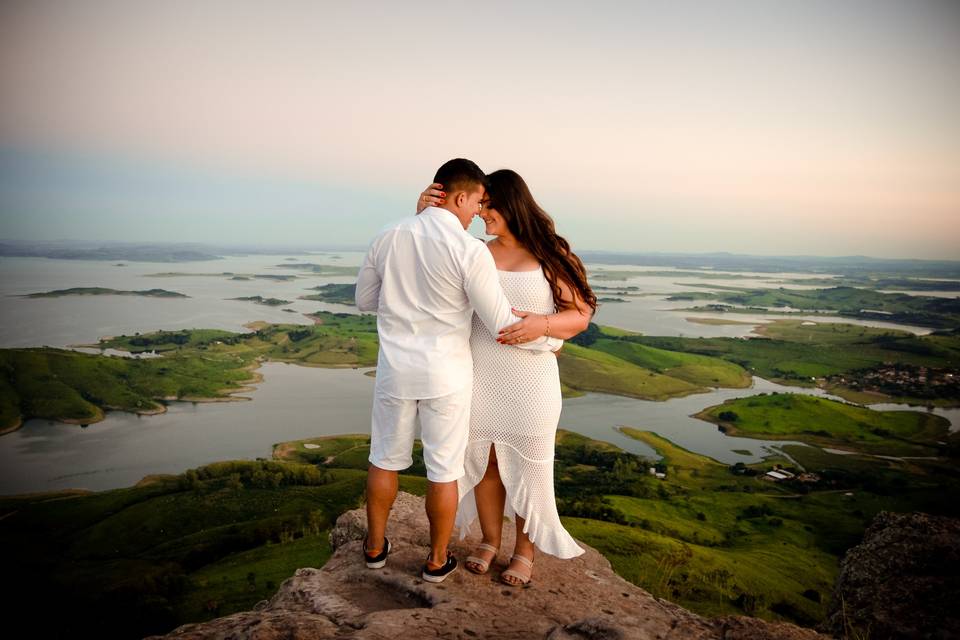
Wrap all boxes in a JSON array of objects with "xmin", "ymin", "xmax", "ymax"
[{"xmin": 695, "ymin": 392, "xmax": 952, "ymax": 456}]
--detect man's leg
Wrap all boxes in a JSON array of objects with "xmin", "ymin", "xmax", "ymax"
[
  {"xmin": 425, "ymin": 479, "xmax": 458, "ymax": 568},
  {"xmin": 365, "ymin": 387, "xmax": 417, "ymax": 555},
  {"xmin": 418, "ymin": 385, "xmax": 472, "ymax": 570},
  {"xmin": 365, "ymin": 464, "xmax": 398, "ymax": 553}
]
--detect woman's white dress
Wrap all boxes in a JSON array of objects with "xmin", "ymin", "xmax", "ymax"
[{"xmin": 455, "ymin": 267, "xmax": 585, "ymax": 559}]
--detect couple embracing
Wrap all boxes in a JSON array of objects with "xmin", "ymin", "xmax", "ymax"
[{"xmin": 355, "ymin": 158, "xmax": 597, "ymax": 586}]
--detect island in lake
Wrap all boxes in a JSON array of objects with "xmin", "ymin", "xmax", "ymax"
[
  {"xmin": 4, "ymin": 312, "xmax": 957, "ymax": 436},
  {"xmin": 300, "ymin": 283, "xmax": 356, "ymax": 305},
  {"xmin": 146, "ymin": 272, "xmax": 298, "ymax": 281},
  {"xmin": 21, "ymin": 287, "xmax": 188, "ymax": 298},
  {"xmin": 275, "ymin": 262, "xmax": 359, "ymax": 276},
  {"xmin": 227, "ymin": 295, "xmax": 292, "ymax": 306}
]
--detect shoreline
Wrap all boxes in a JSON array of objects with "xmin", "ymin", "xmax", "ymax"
[
  {"xmin": 691, "ymin": 405, "xmax": 949, "ymax": 459},
  {"xmin": 0, "ymin": 359, "xmax": 267, "ymax": 436}
]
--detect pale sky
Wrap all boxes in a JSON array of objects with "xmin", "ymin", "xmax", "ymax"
[{"xmin": 1, "ymin": 0, "xmax": 958, "ymax": 259}]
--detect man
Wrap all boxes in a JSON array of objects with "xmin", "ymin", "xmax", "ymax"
[{"xmin": 355, "ymin": 158, "xmax": 561, "ymax": 582}]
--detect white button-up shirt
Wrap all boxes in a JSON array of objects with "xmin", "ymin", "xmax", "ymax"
[{"xmin": 355, "ymin": 206, "xmax": 562, "ymax": 399}]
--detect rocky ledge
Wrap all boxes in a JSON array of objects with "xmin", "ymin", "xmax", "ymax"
[
  {"xmin": 149, "ymin": 491, "xmax": 827, "ymax": 640},
  {"xmin": 821, "ymin": 510, "xmax": 960, "ymax": 639}
]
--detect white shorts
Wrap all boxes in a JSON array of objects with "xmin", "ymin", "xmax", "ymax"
[{"xmin": 368, "ymin": 384, "xmax": 472, "ymax": 483}]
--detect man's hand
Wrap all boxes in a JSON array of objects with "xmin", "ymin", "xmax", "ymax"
[
  {"xmin": 497, "ymin": 309, "xmax": 548, "ymax": 345},
  {"xmin": 417, "ymin": 183, "xmax": 445, "ymax": 213}
]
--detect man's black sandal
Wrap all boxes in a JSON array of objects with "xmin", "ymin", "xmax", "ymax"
[
  {"xmin": 421, "ymin": 550, "xmax": 458, "ymax": 583},
  {"xmin": 363, "ymin": 536, "xmax": 391, "ymax": 569}
]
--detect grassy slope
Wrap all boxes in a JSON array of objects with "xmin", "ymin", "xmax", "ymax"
[
  {"xmin": 631, "ymin": 319, "xmax": 960, "ymax": 393},
  {"xmin": 561, "ymin": 428, "xmax": 952, "ymax": 623},
  {"xmin": 588, "ymin": 338, "xmax": 752, "ymax": 388},
  {"xmin": 695, "ymin": 393, "xmax": 951, "ymax": 456},
  {"xmin": 0, "ymin": 312, "xmax": 380, "ymax": 432},
  {"xmin": 558, "ymin": 343, "xmax": 707, "ymax": 400},
  {"xmin": 0, "ymin": 451, "xmax": 426, "ymax": 639}
]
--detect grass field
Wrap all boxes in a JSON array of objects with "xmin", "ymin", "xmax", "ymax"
[
  {"xmin": 695, "ymin": 392, "xmax": 952, "ymax": 456},
  {"xmin": 670, "ymin": 284, "xmax": 960, "ymax": 330},
  {"xmin": 560, "ymin": 428, "xmax": 955, "ymax": 622}
]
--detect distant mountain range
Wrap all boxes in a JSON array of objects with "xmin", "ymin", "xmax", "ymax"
[
  {"xmin": 577, "ymin": 250, "xmax": 960, "ymax": 278},
  {"xmin": 0, "ymin": 240, "xmax": 364, "ymax": 263},
  {"xmin": 1, "ymin": 240, "xmax": 958, "ymax": 277}
]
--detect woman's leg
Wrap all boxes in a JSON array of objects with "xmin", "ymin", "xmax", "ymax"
[
  {"xmin": 465, "ymin": 443, "xmax": 506, "ymax": 571},
  {"xmin": 502, "ymin": 516, "xmax": 536, "ymax": 585}
]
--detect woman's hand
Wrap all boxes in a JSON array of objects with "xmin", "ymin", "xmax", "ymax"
[
  {"xmin": 416, "ymin": 183, "xmax": 446, "ymax": 213},
  {"xmin": 497, "ymin": 309, "xmax": 548, "ymax": 344}
]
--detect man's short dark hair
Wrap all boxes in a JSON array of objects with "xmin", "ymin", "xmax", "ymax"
[{"xmin": 433, "ymin": 158, "xmax": 487, "ymax": 195}]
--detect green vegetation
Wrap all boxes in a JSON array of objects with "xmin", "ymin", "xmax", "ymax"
[
  {"xmin": 0, "ymin": 454, "xmax": 413, "ymax": 639},
  {"xmin": 558, "ymin": 343, "xmax": 708, "ymax": 400},
  {"xmin": 669, "ymin": 285, "xmax": 960, "ymax": 330},
  {"xmin": 0, "ymin": 342, "xmax": 257, "ymax": 433},
  {"xmin": 628, "ymin": 319, "xmax": 960, "ymax": 404},
  {"xmin": 300, "ymin": 283, "xmax": 357, "ymax": 305},
  {"xmin": 696, "ymin": 393, "xmax": 953, "ymax": 456},
  {"xmin": 558, "ymin": 428, "xmax": 958, "ymax": 624},
  {"xmin": 4, "ymin": 419, "xmax": 958, "ymax": 637},
  {"xmin": 558, "ymin": 325, "xmax": 752, "ymax": 400},
  {"xmin": 227, "ymin": 295, "xmax": 292, "ymax": 306},
  {"xmin": 0, "ymin": 313, "xmax": 380, "ymax": 432},
  {"xmin": 5, "ymin": 311, "xmax": 957, "ymax": 436},
  {"xmin": 23, "ymin": 287, "xmax": 188, "ymax": 298}
]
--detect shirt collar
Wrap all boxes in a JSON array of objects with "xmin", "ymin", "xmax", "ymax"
[{"xmin": 420, "ymin": 206, "xmax": 467, "ymax": 231}]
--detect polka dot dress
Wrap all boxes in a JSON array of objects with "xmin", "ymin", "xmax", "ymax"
[{"xmin": 455, "ymin": 267, "xmax": 585, "ymax": 559}]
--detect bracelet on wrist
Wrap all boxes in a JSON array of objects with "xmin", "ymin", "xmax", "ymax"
[{"xmin": 544, "ymin": 313, "xmax": 551, "ymax": 337}]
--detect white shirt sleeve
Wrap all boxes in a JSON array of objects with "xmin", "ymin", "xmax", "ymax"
[
  {"xmin": 463, "ymin": 245, "xmax": 563, "ymax": 352},
  {"xmin": 355, "ymin": 239, "xmax": 381, "ymax": 312}
]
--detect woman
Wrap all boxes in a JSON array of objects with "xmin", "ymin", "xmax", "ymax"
[{"xmin": 416, "ymin": 169, "xmax": 597, "ymax": 585}]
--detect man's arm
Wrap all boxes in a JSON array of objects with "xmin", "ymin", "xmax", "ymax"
[
  {"xmin": 463, "ymin": 247, "xmax": 562, "ymax": 352},
  {"xmin": 354, "ymin": 240, "xmax": 381, "ymax": 312}
]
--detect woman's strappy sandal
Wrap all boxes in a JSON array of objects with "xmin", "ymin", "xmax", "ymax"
[
  {"xmin": 465, "ymin": 542, "xmax": 499, "ymax": 575},
  {"xmin": 500, "ymin": 553, "xmax": 533, "ymax": 586}
]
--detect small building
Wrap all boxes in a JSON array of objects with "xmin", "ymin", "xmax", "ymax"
[{"xmin": 764, "ymin": 471, "xmax": 789, "ymax": 481}]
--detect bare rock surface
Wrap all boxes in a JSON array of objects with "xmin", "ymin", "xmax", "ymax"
[
  {"xmin": 821, "ymin": 510, "xmax": 960, "ymax": 640},
  {"xmin": 149, "ymin": 491, "xmax": 828, "ymax": 640}
]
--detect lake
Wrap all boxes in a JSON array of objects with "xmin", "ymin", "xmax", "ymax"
[{"xmin": 0, "ymin": 253, "xmax": 956, "ymax": 495}]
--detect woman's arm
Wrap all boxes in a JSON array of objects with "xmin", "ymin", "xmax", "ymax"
[{"xmin": 497, "ymin": 277, "xmax": 593, "ymax": 343}]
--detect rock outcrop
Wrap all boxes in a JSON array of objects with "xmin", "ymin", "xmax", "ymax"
[
  {"xmin": 150, "ymin": 492, "xmax": 828, "ymax": 639},
  {"xmin": 821, "ymin": 510, "xmax": 960, "ymax": 640}
]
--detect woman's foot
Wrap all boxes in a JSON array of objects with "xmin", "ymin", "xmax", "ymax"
[
  {"xmin": 500, "ymin": 552, "xmax": 533, "ymax": 586},
  {"xmin": 465, "ymin": 542, "xmax": 499, "ymax": 575}
]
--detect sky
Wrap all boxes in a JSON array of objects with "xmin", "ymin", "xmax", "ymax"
[{"xmin": 0, "ymin": 0, "xmax": 958, "ymax": 259}]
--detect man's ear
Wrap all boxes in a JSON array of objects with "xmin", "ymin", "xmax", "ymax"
[{"xmin": 456, "ymin": 192, "xmax": 466, "ymax": 208}]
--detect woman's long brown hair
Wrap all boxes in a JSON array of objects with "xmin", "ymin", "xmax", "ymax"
[{"xmin": 485, "ymin": 169, "xmax": 597, "ymax": 315}]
